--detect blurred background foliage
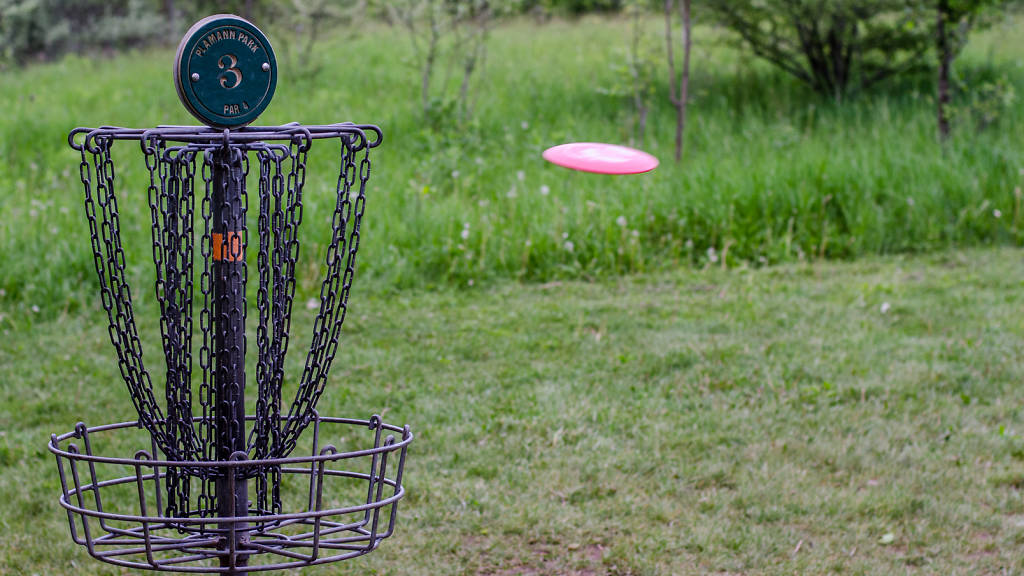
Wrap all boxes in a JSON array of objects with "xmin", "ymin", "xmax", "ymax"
[
  {"xmin": 1, "ymin": 0, "xmax": 1012, "ymax": 68},
  {"xmin": 1, "ymin": 0, "xmax": 1023, "ymax": 307},
  {"xmin": 1, "ymin": 1, "xmax": 1020, "ymax": 112}
]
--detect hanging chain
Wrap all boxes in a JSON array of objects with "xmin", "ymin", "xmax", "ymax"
[
  {"xmin": 144, "ymin": 139, "xmax": 201, "ymax": 518},
  {"xmin": 80, "ymin": 138, "xmax": 174, "ymax": 455},
  {"xmin": 196, "ymin": 148, "xmax": 217, "ymax": 517},
  {"xmin": 277, "ymin": 134, "xmax": 370, "ymax": 456}
]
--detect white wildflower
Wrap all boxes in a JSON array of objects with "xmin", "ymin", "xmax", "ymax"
[
  {"xmin": 517, "ymin": 170, "xmax": 526, "ymax": 182},
  {"xmin": 306, "ymin": 298, "xmax": 320, "ymax": 311},
  {"xmin": 562, "ymin": 232, "xmax": 569, "ymax": 239},
  {"xmin": 468, "ymin": 279, "xmax": 475, "ymax": 286},
  {"xmin": 451, "ymin": 170, "xmax": 460, "ymax": 179},
  {"xmin": 461, "ymin": 228, "xmax": 470, "ymax": 240},
  {"xmin": 563, "ymin": 241, "xmax": 575, "ymax": 252},
  {"xmin": 540, "ymin": 185, "xmax": 550, "ymax": 196},
  {"xmin": 880, "ymin": 302, "xmax": 891, "ymax": 314},
  {"xmin": 521, "ymin": 121, "xmax": 529, "ymax": 130},
  {"xmin": 707, "ymin": 247, "xmax": 718, "ymax": 263},
  {"xmin": 994, "ymin": 209, "xmax": 1002, "ymax": 219},
  {"xmin": 31, "ymin": 305, "xmax": 40, "ymax": 313},
  {"xmin": 507, "ymin": 187, "xmax": 518, "ymax": 199},
  {"xmin": 616, "ymin": 216, "xmax": 628, "ymax": 227},
  {"xmin": 906, "ymin": 197, "xmax": 915, "ymax": 207}
]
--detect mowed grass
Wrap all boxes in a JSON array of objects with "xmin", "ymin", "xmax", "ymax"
[
  {"xmin": 2, "ymin": 248, "xmax": 1024, "ymax": 575},
  {"xmin": 1, "ymin": 15, "xmax": 1023, "ymax": 314}
]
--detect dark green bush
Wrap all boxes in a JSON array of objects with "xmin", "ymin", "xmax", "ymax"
[
  {"xmin": 0, "ymin": 0, "xmax": 165, "ymax": 65},
  {"xmin": 521, "ymin": 0, "xmax": 624, "ymax": 16}
]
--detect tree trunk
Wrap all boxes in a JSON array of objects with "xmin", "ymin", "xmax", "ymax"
[
  {"xmin": 677, "ymin": 0, "xmax": 691, "ymax": 162},
  {"xmin": 422, "ymin": 48, "xmax": 436, "ymax": 119},
  {"xmin": 936, "ymin": 0, "xmax": 953, "ymax": 141},
  {"xmin": 163, "ymin": 0, "xmax": 178, "ymax": 42},
  {"xmin": 422, "ymin": 7, "xmax": 441, "ymax": 121},
  {"xmin": 458, "ymin": 40, "xmax": 480, "ymax": 122},
  {"xmin": 665, "ymin": 0, "xmax": 692, "ymax": 163},
  {"xmin": 629, "ymin": 2, "xmax": 647, "ymax": 144}
]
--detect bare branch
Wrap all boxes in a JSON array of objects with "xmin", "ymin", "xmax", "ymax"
[{"xmin": 665, "ymin": 0, "xmax": 678, "ymax": 105}]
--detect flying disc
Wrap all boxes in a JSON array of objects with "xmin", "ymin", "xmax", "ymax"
[{"xmin": 542, "ymin": 142, "xmax": 659, "ymax": 175}]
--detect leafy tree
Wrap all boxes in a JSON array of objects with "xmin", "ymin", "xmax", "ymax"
[
  {"xmin": 705, "ymin": 0, "xmax": 934, "ymax": 99},
  {"xmin": 934, "ymin": 0, "xmax": 1009, "ymax": 139}
]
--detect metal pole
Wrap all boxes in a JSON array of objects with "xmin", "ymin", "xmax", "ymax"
[{"xmin": 212, "ymin": 145, "xmax": 248, "ymax": 574}]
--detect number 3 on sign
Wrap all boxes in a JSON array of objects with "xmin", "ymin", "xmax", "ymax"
[{"xmin": 218, "ymin": 54, "xmax": 242, "ymax": 89}]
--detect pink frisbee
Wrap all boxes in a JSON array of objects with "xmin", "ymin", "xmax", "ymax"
[{"xmin": 542, "ymin": 142, "xmax": 659, "ymax": 175}]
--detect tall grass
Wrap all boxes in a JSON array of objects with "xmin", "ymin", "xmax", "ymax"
[{"xmin": 1, "ymin": 15, "xmax": 1022, "ymax": 314}]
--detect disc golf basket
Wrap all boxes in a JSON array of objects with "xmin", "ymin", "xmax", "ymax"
[{"xmin": 47, "ymin": 15, "xmax": 412, "ymax": 574}]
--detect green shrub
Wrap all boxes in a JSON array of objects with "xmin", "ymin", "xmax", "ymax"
[{"xmin": 0, "ymin": 0, "xmax": 165, "ymax": 66}]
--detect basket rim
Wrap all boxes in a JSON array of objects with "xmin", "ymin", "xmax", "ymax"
[
  {"xmin": 57, "ymin": 472, "xmax": 405, "ymax": 525},
  {"xmin": 49, "ymin": 415, "xmax": 412, "ymax": 468}
]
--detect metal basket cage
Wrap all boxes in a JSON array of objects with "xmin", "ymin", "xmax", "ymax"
[{"xmin": 49, "ymin": 413, "xmax": 411, "ymax": 573}]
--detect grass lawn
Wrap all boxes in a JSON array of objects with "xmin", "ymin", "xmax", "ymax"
[{"xmin": 2, "ymin": 247, "xmax": 1024, "ymax": 575}]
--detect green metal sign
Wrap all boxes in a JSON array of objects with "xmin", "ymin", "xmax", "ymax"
[{"xmin": 173, "ymin": 14, "xmax": 277, "ymax": 128}]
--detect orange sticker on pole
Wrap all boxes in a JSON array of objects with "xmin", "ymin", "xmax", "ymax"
[{"xmin": 212, "ymin": 231, "xmax": 244, "ymax": 261}]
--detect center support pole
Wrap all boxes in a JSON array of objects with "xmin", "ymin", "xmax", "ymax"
[{"xmin": 212, "ymin": 146, "xmax": 249, "ymax": 574}]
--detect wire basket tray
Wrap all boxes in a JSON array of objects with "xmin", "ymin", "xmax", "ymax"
[{"xmin": 49, "ymin": 414, "xmax": 412, "ymax": 573}]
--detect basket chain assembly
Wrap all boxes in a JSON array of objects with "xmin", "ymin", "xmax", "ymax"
[
  {"xmin": 76, "ymin": 129, "xmax": 372, "ymax": 520},
  {"xmin": 58, "ymin": 124, "xmax": 407, "ymax": 574}
]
